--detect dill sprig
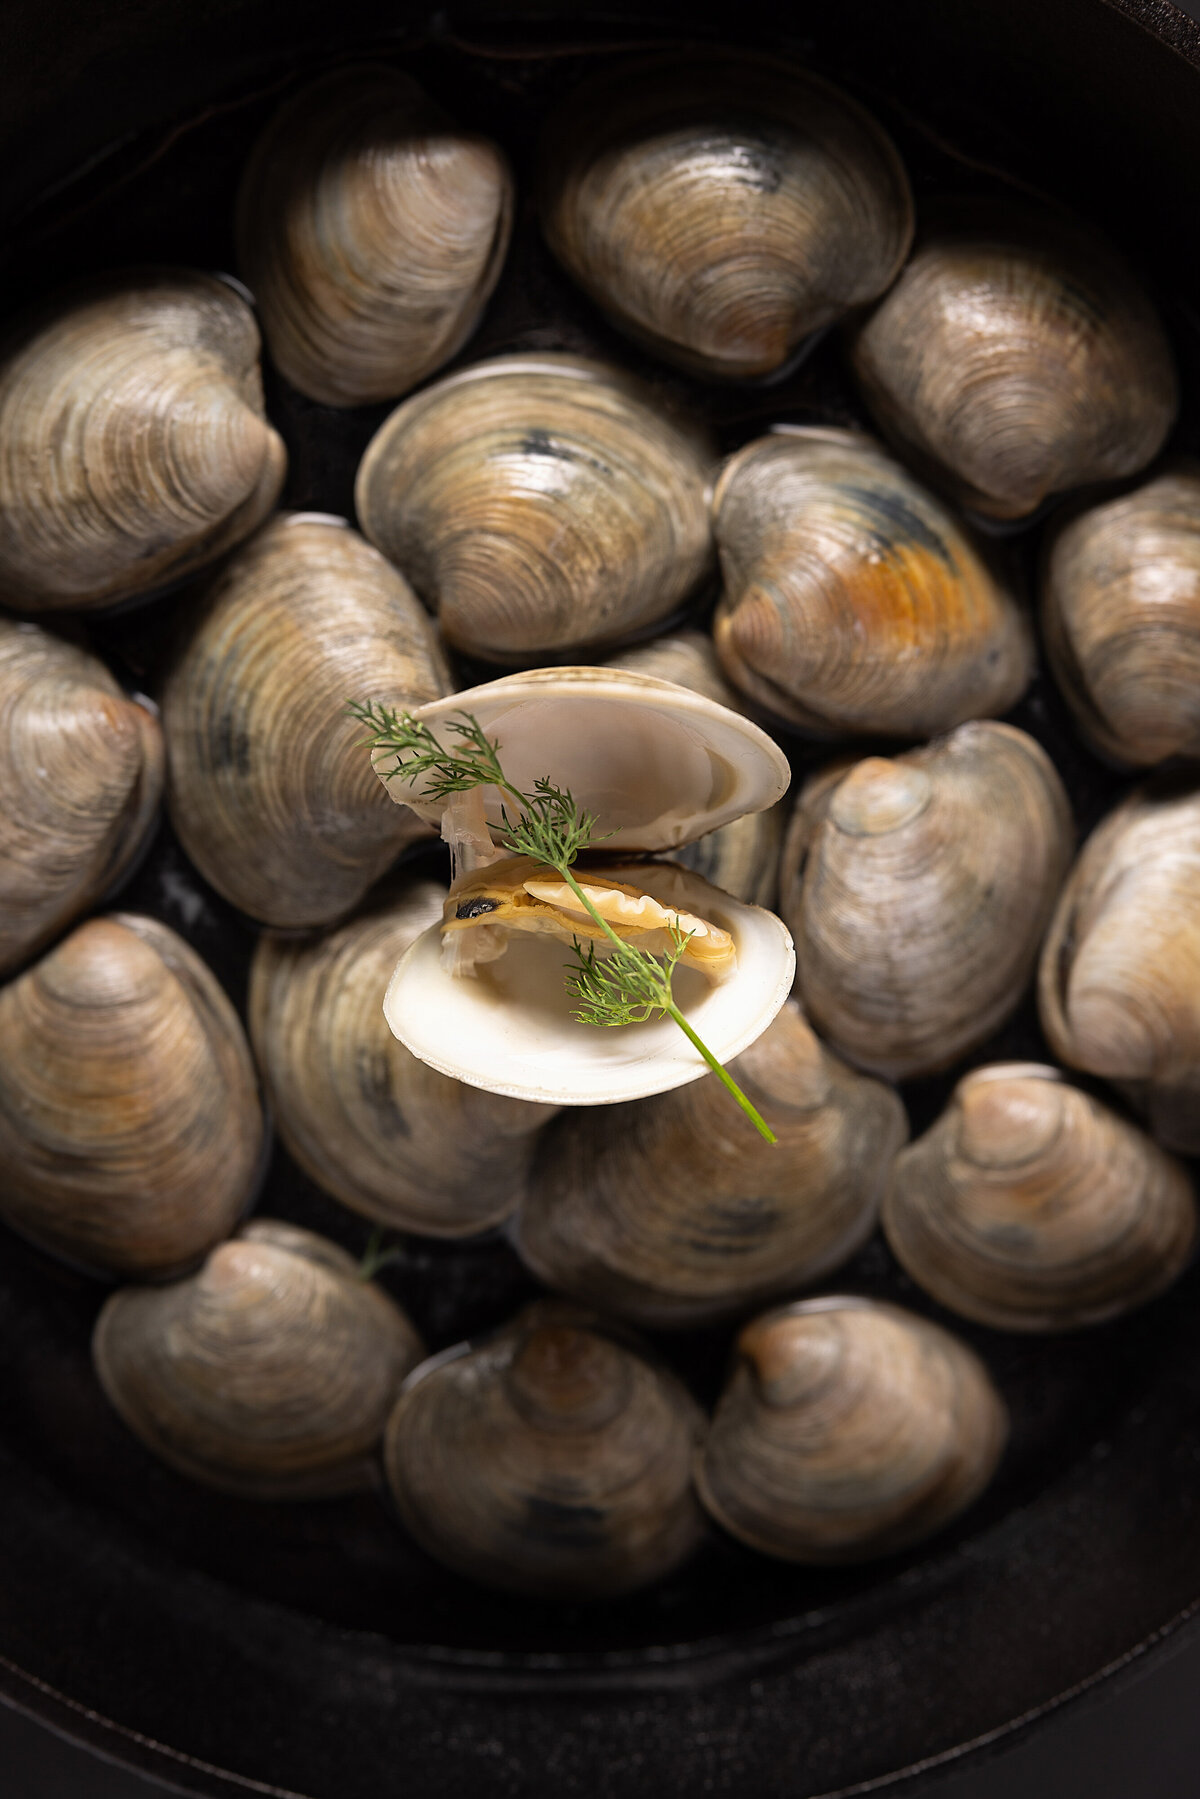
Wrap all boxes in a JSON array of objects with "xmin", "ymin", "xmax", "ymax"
[{"xmin": 348, "ymin": 699, "xmax": 775, "ymax": 1143}]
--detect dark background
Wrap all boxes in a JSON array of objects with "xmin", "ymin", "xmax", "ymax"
[{"xmin": 6, "ymin": 0, "xmax": 1200, "ymax": 1793}]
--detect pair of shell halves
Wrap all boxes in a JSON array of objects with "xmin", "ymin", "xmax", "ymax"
[
  {"xmin": 1042, "ymin": 460, "xmax": 1200, "ymax": 766},
  {"xmin": 0, "ymin": 270, "xmax": 285, "ymax": 610},
  {"xmin": 781, "ymin": 722, "xmax": 1072, "ymax": 1079},
  {"xmin": 539, "ymin": 53, "xmax": 913, "ymax": 381},
  {"xmin": 384, "ymin": 1303, "xmax": 706, "ymax": 1597},
  {"xmin": 236, "ymin": 66, "xmax": 513, "ymax": 406},
  {"xmin": 885, "ymin": 1064, "xmax": 1197, "ymax": 1332},
  {"xmin": 712, "ymin": 429, "xmax": 1033, "ymax": 737},
  {"xmin": 0, "ymin": 618, "xmax": 163, "ymax": 976},
  {"xmin": 849, "ymin": 200, "xmax": 1177, "ymax": 520},
  {"xmin": 517, "ymin": 999, "xmax": 907, "ymax": 1329},
  {"xmin": 1039, "ymin": 780, "xmax": 1200, "ymax": 1154},
  {"xmin": 163, "ymin": 512, "xmax": 450, "ymax": 927},
  {"xmin": 94, "ymin": 1221, "xmax": 424, "ymax": 1499},
  {"xmin": 373, "ymin": 667, "xmax": 795, "ymax": 1109},
  {"xmin": 696, "ymin": 1297, "xmax": 1007, "ymax": 1563},
  {"xmin": 354, "ymin": 354, "xmax": 713, "ymax": 661},
  {"xmin": 0, "ymin": 914, "xmax": 263, "ymax": 1278},
  {"xmin": 249, "ymin": 877, "xmax": 557, "ymax": 1237}
]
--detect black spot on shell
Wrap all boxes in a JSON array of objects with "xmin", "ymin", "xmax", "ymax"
[
  {"xmin": 842, "ymin": 482, "xmax": 955, "ymax": 567},
  {"xmin": 456, "ymin": 897, "xmax": 501, "ymax": 919}
]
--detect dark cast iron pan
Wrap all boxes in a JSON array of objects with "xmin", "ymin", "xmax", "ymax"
[{"xmin": 3, "ymin": 1, "xmax": 1200, "ymax": 1793}]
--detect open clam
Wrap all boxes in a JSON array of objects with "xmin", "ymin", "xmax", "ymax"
[
  {"xmin": 249, "ymin": 876, "xmax": 556, "ymax": 1237},
  {"xmin": 539, "ymin": 52, "xmax": 913, "ymax": 381},
  {"xmin": 236, "ymin": 65, "xmax": 513, "ymax": 407},
  {"xmin": 94, "ymin": 1220, "xmax": 424, "ymax": 1499},
  {"xmin": 0, "ymin": 269, "xmax": 285, "ymax": 610},
  {"xmin": 0, "ymin": 617, "xmax": 163, "ymax": 976},
  {"xmin": 370, "ymin": 667, "xmax": 794, "ymax": 1107}
]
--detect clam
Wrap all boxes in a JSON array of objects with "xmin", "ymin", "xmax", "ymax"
[
  {"xmin": 249, "ymin": 876, "xmax": 557, "ymax": 1237},
  {"xmin": 0, "ymin": 269, "xmax": 285, "ymax": 610},
  {"xmin": 516, "ymin": 998, "xmax": 907, "ymax": 1329},
  {"xmin": 885, "ymin": 1064, "xmax": 1196, "ymax": 1331},
  {"xmin": 1039, "ymin": 780, "xmax": 1200, "ymax": 1154},
  {"xmin": 93, "ymin": 1220, "xmax": 424, "ymax": 1499},
  {"xmin": 0, "ymin": 914, "xmax": 263, "ymax": 1278},
  {"xmin": 848, "ymin": 199, "xmax": 1177, "ymax": 520},
  {"xmin": 373, "ymin": 667, "xmax": 795, "ymax": 1107},
  {"xmin": 383, "ymin": 1302, "xmax": 706, "ymax": 1596},
  {"xmin": 539, "ymin": 53, "xmax": 913, "ymax": 381},
  {"xmin": 236, "ymin": 65, "xmax": 513, "ymax": 407},
  {"xmin": 695, "ymin": 1296, "xmax": 1008, "ymax": 1563},
  {"xmin": 354, "ymin": 353, "xmax": 713, "ymax": 661},
  {"xmin": 1041, "ymin": 460, "xmax": 1200, "ymax": 766},
  {"xmin": 712, "ymin": 429, "xmax": 1033, "ymax": 737},
  {"xmin": 780, "ymin": 722, "xmax": 1072, "ymax": 1079},
  {"xmin": 162, "ymin": 512, "xmax": 450, "ymax": 928},
  {"xmin": 606, "ymin": 630, "xmax": 786, "ymax": 905},
  {"xmin": 0, "ymin": 617, "xmax": 163, "ymax": 976}
]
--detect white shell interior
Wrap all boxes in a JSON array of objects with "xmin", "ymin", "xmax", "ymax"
[
  {"xmin": 384, "ymin": 860, "xmax": 796, "ymax": 1106},
  {"xmin": 376, "ymin": 667, "xmax": 791, "ymax": 854}
]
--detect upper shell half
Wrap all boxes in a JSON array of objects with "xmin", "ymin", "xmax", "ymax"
[
  {"xmin": 539, "ymin": 52, "xmax": 913, "ymax": 380},
  {"xmin": 0, "ymin": 269, "xmax": 286, "ymax": 610},
  {"xmin": 848, "ymin": 200, "xmax": 1177, "ymax": 520},
  {"xmin": 712, "ymin": 428, "xmax": 1033, "ymax": 736},
  {"xmin": 236, "ymin": 65, "xmax": 513, "ymax": 407},
  {"xmin": 1041, "ymin": 460, "xmax": 1200, "ymax": 767},
  {"xmin": 372, "ymin": 669, "xmax": 794, "ymax": 1107},
  {"xmin": 354, "ymin": 353, "xmax": 713, "ymax": 660},
  {"xmin": 0, "ymin": 618, "xmax": 163, "ymax": 976}
]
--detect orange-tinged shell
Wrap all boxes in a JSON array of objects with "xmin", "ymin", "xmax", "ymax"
[
  {"xmin": 0, "ymin": 269, "xmax": 285, "ymax": 609},
  {"xmin": 236, "ymin": 66, "xmax": 513, "ymax": 407}
]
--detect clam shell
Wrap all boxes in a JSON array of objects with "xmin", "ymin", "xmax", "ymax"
[
  {"xmin": 695, "ymin": 1296, "xmax": 1008, "ymax": 1563},
  {"xmin": 712, "ymin": 428, "xmax": 1033, "ymax": 736},
  {"xmin": 781, "ymin": 722, "xmax": 1072, "ymax": 1079},
  {"xmin": 0, "ymin": 269, "xmax": 285, "ymax": 610},
  {"xmin": 383, "ymin": 1301, "xmax": 706, "ymax": 1597},
  {"xmin": 849, "ymin": 200, "xmax": 1177, "ymax": 520},
  {"xmin": 93, "ymin": 1220, "xmax": 424, "ymax": 1499},
  {"xmin": 385, "ymin": 856, "xmax": 794, "ymax": 1107},
  {"xmin": 1039, "ymin": 780, "xmax": 1200, "ymax": 1154},
  {"xmin": 0, "ymin": 618, "xmax": 163, "ymax": 976},
  {"xmin": 163, "ymin": 513, "xmax": 450, "ymax": 928},
  {"xmin": 0, "ymin": 914, "xmax": 263, "ymax": 1278},
  {"xmin": 539, "ymin": 53, "xmax": 913, "ymax": 380},
  {"xmin": 249, "ymin": 877, "xmax": 557, "ymax": 1237},
  {"xmin": 1041, "ymin": 460, "xmax": 1200, "ymax": 766},
  {"xmin": 883, "ymin": 1063, "xmax": 1197, "ymax": 1331},
  {"xmin": 236, "ymin": 66, "xmax": 513, "ymax": 407},
  {"xmin": 372, "ymin": 665, "xmax": 790, "ymax": 856},
  {"xmin": 516, "ymin": 998, "xmax": 908, "ymax": 1329},
  {"xmin": 354, "ymin": 353, "xmax": 713, "ymax": 660}
]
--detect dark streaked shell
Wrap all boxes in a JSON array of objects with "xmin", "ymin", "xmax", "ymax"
[
  {"xmin": 516, "ymin": 999, "xmax": 907, "ymax": 1330},
  {"xmin": 781, "ymin": 722, "xmax": 1072, "ymax": 1079},
  {"xmin": 0, "ymin": 618, "xmax": 163, "ymax": 976},
  {"xmin": 1041, "ymin": 461, "xmax": 1200, "ymax": 766},
  {"xmin": 0, "ymin": 914, "xmax": 263, "ymax": 1278},
  {"xmin": 236, "ymin": 66, "xmax": 513, "ymax": 407},
  {"xmin": 0, "ymin": 270, "xmax": 285, "ymax": 610},
  {"xmin": 93, "ymin": 1220, "xmax": 424, "ymax": 1499},
  {"xmin": 383, "ymin": 1302, "xmax": 706, "ymax": 1597},
  {"xmin": 539, "ymin": 53, "xmax": 913, "ymax": 381},
  {"xmin": 248, "ymin": 877, "xmax": 556, "ymax": 1237},
  {"xmin": 712, "ymin": 429, "xmax": 1033, "ymax": 737},
  {"xmin": 354, "ymin": 354, "xmax": 713, "ymax": 661},
  {"xmin": 1039, "ymin": 780, "xmax": 1200, "ymax": 1154},
  {"xmin": 163, "ymin": 513, "xmax": 450, "ymax": 928},
  {"xmin": 695, "ymin": 1296, "xmax": 1007, "ymax": 1563},
  {"xmin": 849, "ymin": 201, "xmax": 1177, "ymax": 520},
  {"xmin": 884, "ymin": 1063, "xmax": 1197, "ymax": 1331}
]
